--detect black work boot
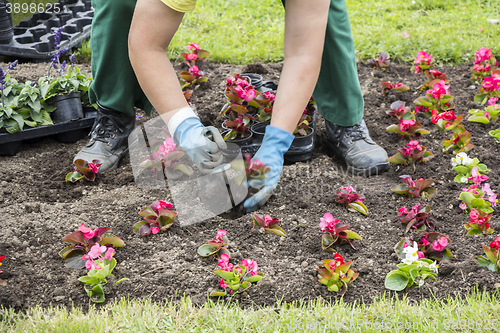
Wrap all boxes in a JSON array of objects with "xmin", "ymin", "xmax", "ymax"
[
  {"xmin": 74, "ymin": 103, "xmax": 136, "ymax": 173},
  {"xmin": 325, "ymin": 118, "xmax": 389, "ymax": 177}
]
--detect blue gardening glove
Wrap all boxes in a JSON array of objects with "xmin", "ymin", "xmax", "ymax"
[
  {"xmin": 168, "ymin": 107, "xmax": 227, "ymax": 174},
  {"xmin": 243, "ymin": 125, "xmax": 294, "ymax": 213}
]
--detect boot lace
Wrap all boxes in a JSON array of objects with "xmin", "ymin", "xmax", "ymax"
[
  {"xmin": 337, "ymin": 123, "xmax": 366, "ymax": 142},
  {"xmin": 90, "ymin": 115, "xmax": 123, "ymax": 143}
]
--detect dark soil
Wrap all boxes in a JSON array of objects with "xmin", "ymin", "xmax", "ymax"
[{"xmin": 0, "ymin": 59, "xmax": 499, "ymax": 311}]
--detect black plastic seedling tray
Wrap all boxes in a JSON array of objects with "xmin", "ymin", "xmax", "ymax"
[{"xmin": 0, "ymin": 0, "xmax": 93, "ymax": 60}]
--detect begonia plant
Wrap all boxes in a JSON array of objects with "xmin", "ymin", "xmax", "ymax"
[
  {"xmin": 391, "ymin": 175, "xmax": 436, "ymax": 199},
  {"xmin": 220, "ymin": 74, "xmax": 260, "ymax": 119},
  {"xmin": 385, "ymin": 243, "xmax": 438, "ymax": 291},
  {"xmin": 60, "ymin": 223, "xmax": 124, "ymax": 269},
  {"xmin": 66, "ymin": 159, "xmax": 103, "ymax": 182},
  {"xmin": 398, "ymin": 202, "xmax": 434, "ymax": 233},
  {"xmin": 0, "ymin": 256, "xmax": 5, "ymax": 287},
  {"xmin": 442, "ymin": 125, "xmax": 474, "ymax": 154},
  {"xmin": 394, "ymin": 233, "xmax": 454, "ymax": 262},
  {"xmin": 418, "ymin": 69, "xmax": 447, "ymax": 91},
  {"xmin": 451, "ymin": 153, "xmax": 489, "ymax": 184},
  {"xmin": 293, "ymin": 117, "xmax": 311, "ymax": 136},
  {"xmin": 387, "ymin": 140, "xmax": 434, "ymax": 173},
  {"xmin": 179, "ymin": 64, "xmax": 208, "ymax": 91},
  {"xmin": 231, "ymin": 153, "xmax": 270, "ymax": 185},
  {"xmin": 255, "ymin": 91, "xmax": 274, "ymax": 122},
  {"xmin": 320, "ymin": 213, "xmax": 362, "ymax": 251},
  {"xmin": 198, "ymin": 229, "xmax": 231, "ymax": 257},
  {"xmin": 431, "ymin": 109, "xmax": 464, "ymax": 131},
  {"xmin": 210, "ymin": 254, "xmax": 264, "ymax": 297},
  {"xmin": 385, "ymin": 101, "xmax": 414, "ymax": 119},
  {"xmin": 367, "ymin": 51, "xmax": 390, "ymax": 70},
  {"xmin": 180, "ymin": 42, "xmax": 210, "ymax": 67},
  {"xmin": 414, "ymin": 79, "xmax": 454, "ymax": 113},
  {"xmin": 380, "ymin": 81, "xmax": 409, "ymax": 96},
  {"xmin": 468, "ymin": 104, "xmax": 500, "ymax": 124},
  {"xmin": 464, "ymin": 208, "xmax": 494, "ymax": 236},
  {"xmin": 335, "ymin": 186, "xmax": 368, "ymax": 215},
  {"xmin": 251, "ymin": 213, "xmax": 286, "ymax": 237},
  {"xmin": 317, "ymin": 253, "xmax": 359, "ymax": 296},
  {"xmin": 471, "ymin": 47, "xmax": 498, "ymax": 83},
  {"xmin": 489, "ymin": 129, "xmax": 500, "ymax": 143},
  {"xmin": 78, "ymin": 243, "xmax": 128, "ymax": 303},
  {"xmin": 459, "ymin": 186, "xmax": 495, "ymax": 215},
  {"xmin": 474, "ymin": 72, "xmax": 500, "ymax": 105},
  {"xmin": 476, "ymin": 236, "xmax": 500, "ymax": 272},
  {"xmin": 223, "ymin": 113, "xmax": 253, "ymax": 140},
  {"xmin": 412, "ymin": 51, "xmax": 435, "ymax": 74},
  {"xmin": 133, "ymin": 200, "xmax": 178, "ymax": 236},
  {"xmin": 386, "ymin": 115, "xmax": 430, "ymax": 140}
]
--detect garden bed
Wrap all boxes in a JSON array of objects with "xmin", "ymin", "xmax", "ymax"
[{"xmin": 0, "ymin": 60, "xmax": 498, "ymax": 311}]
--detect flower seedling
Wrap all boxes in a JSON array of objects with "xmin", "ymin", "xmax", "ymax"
[
  {"xmin": 431, "ymin": 109, "xmax": 464, "ymax": 131},
  {"xmin": 387, "ymin": 140, "xmax": 434, "ymax": 173},
  {"xmin": 468, "ymin": 104, "xmax": 500, "ymax": 124},
  {"xmin": 385, "ymin": 257, "xmax": 438, "ymax": 291},
  {"xmin": 179, "ymin": 65, "xmax": 208, "ymax": 90},
  {"xmin": 414, "ymin": 80, "xmax": 454, "ymax": 113},
  {"xmin": 385, "ymin": 101, "xmax": 414, "ymax": 120},
  {"xmin": 418, "ymin": 70, "xmax": 447, "ymax": 91},
  {"xmin": 386, "ymin": 115, "xmax": 430, "ymax": 140},
  {"xmin": 335, "ymin": 186, "xmax": 368, "ymax": 215},
  {"xmin": 412, "ymin": 51, "xmax": 434, "ymax": 74},
  {"xmin": 391, "ymin": 175, "xmax": 436, "ymax": 199},
  {"xmin": 320, "ymin": 213, "xmax": 362, "ymax": 251},
  {"xmin": 471, "ymin": 47, "xmax": 498, "ymax": 83},
  {"xmin": 476, "ymin": 237, "xmax": 500, "ymax": 272},
  {"xmin": 198, "ymin": 229, "xmax": 231, "ymax": 257},
  {"xmin": 66, "ymin": 159, "xmax": 103, "ymax": 182},
  {"xmin": 220, "ymin": 74, "xmax": 260, "ymax": 118},
  {"xmin": 223, "ymin": 114, "xmax": 252, "ymax": 140},
  {"xmin": 59, "ymin": 223, "xmax": 124, "ymax": 269},
  {"xmin": 139, "ymin": 136, "xmax": 193, "ymax": 180},
  {"xmin": 251, "ymin": 213, "xmax": 286, "ymax": 237},
  {"xmin": 78, "ymin": 244, "xmax": 128, "ymax": 303},
  {"xmin": 255, "ymin": 91, "xmax": 274, "ymax": 122},
  {"xmin": 0, "ymin": 256, "xmax": 5, "ymax": 287},
  {"xmin": 317, "ymin": 253, "xmax": 359, "ymax": 296},
  {"xmin": 293, "ymin": 117, "xmax": 312, "ymax": 136},
  {"xmin": 464, "ymin": 208, "xmax": 494, "ymax": 236},
  {"xmin": 380, "ymin": 82, "xmax": 409, "ymax": 96},
  {"xmin": 459, "ymin": 186, "xmax": 495, "ymax": 214},
  {"xmin": 180, "ymin": 43, "xmax": 210, "ymax": 67},
  {"xmin": 442, "ymin": 125, "xmax": 475, "ymax": 154},
  {"xmin": 133, "ymin": 200, "xmax": 178, "ymax": 236},
  {"xmin": 210, "ymin": 254, "xmax": 264, "ymax": 297},
  {"xmin": 231, "ymin": 153, "xmax": 270, "ymax": 185},
  {"xmin": 451, "ymin": 153, "xmax": 489, "ymax": 184},
  {"xmin": 489, "ymin": 129, "xmax": 500, "ymax": 143},
  {"xmin": 474, "ymin": 73, "xmax": 500, "ymax": 105},
  {"xmin": 398, "ymin": 203, "xmax": 434, "ymax": 233},
  {"xmin": 367, "ymin": 51, "xmax": 390, "ymax": 70},
  {"xmin": 394, "ymin": 233, "xmax": 454, "ymax": 262}
]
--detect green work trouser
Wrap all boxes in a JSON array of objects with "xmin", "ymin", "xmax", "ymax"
[{"xmin": 89, "ymin": 0, "xmax": 363, "ymax": 126}]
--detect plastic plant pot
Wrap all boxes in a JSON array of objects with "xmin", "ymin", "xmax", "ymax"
[
  {"xmin": 0, "ymin": 128, "xmax": 22, "ymax": 155},
  {"xmin": 284, "ymin": 127, "xmax": 315, "ymax": 162},
  {"xmin": 49, "ymin": 92, "xmax": 85, "ymax": 142},
  {"xmin": 250, "ymin": 121, "xmax": 270, "ymax": 144},
  {"xmin": 222, "ymin": 130, "xmax": 253, "ymax": 162}
]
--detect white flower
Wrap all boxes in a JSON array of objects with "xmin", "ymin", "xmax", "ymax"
[
  {"xmin": 402, "ymin": 241, "xmax": 420, "ymax": 265},
  {"xmin": 429, "ymin": 261, "xmax": 439, "ymax": 274},
  {"xmin": 451, "ymin": 152, "xmax": 472, "ymax": 167}
]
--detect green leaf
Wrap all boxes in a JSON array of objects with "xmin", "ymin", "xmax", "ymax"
[
  {"xmin": 347, "ymin": 202, "xmax": 368, "ymax": 215},
  {"xmin": 246, "ymin": 272, "xmax": 264, "ymax": 283},
  {"xmin": 66, "ymin": 171, "xmax": 84, "ymax": 183},
  {"xmin": 133, "ymin": 221, "xmax": 147, "ymax": 233},
  {"xmin": 214, "ymin": 270, "xmax": 235, "ymax": 280},
  {"xmin": 343, "ymin": 230, "xmax": 362, "ymax": 240},
  {"xmin": 59, "ymin": 246, "xmax": 75, "ymax": 259},
  {"xmin": 385, "ymin": 270, "xmax": 409, "ymax": 291},
  {"xmin": 78, "ymin": 276, "xmax": 99, "ymax": 285},
  {"xmin": 115, "ymin": 278, "xmax": 130, "ymax": 285},
  {"xmin": 265, "ymin": 225, "xmax": 287, "ymax": 237},
  {"xmin": 321, "ymin": 234, "xmax": 336, "ymax": 251},
  {"xmin": 99, "ymin": 234, "xmax": 124, "ymax": 247},
  {"xmin": 197, "ymin": 244, "xmax": 219, "ymax": 257},
  {"xmin": 209, "ymin": 290, "xmax": 227, "ymax": 297}
]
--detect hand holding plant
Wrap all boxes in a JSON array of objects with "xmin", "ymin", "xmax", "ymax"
[
  {"xmin": 476, "ymin": 237, "xmax": 500, "ymax": 272},
  {"xmin": 317, "ymin": 253, "xmax": 359, "ymax": 295},
  {"xmin": 198, "ymin": 229, "xmax": 231, "ymax": 257},
  {"xmin": 251, "ymin": 213, "xmax": 286, "ymax": 237},
  {"xmin": 391, "ymin": 175, "xmax": 436, "ymax": 199},
  {"xmin": 335, "ymin": 186, "xmax": 368, "ymax": 215},
  {"xmin": 231, "ymin": 153, "xmax": 270, "ymax": 185},
  {"xmin": 320, "ymin": 213, "xmax": 362, "ymax": 251},
  {"xmin": 66, "ymin": 159, "xmax": 103, "ymax": 182}
]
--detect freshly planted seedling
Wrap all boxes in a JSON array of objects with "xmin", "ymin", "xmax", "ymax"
[
  {"xmin": 367, "ymin": 51, "xmax": 390, "ymax": 70},
  {"xmin": 251, "ymin": 213, "xmax": 286, "ymax": 237},
  {"xmin": 231, "ymin": 153, "xmax": 270, "ymax": 185},
  {"xmin": 412, "ymin": 51, "xmax": 434, "ymax": 74},
  {"xmin": 179, "ymin": 64, "xmax": 208, "ymax": 91},
  {"xmin": 387, "ymin": 140, "xmax": 434, "ymax": 173},
  {"xmin": 386, "ymin": 115, "xmax": 430, "ymax": 140},
  {"xmin": 66, "ymin": 159, "xmax": 103, "ymax": 182},
  {"xmin": 489, "ymin": 129, "xmax": 500, "ymax": 143},
  {"xmin": 414, "ymin": 80, "xmax": 454, "ymax": 113},
  {"xmin": 335, "ymin": 186, "xmax": 368, "ymax": 215},
  {"xmin": 442, "ymin": 125, "xmax": 475, "ymax": 155},
  {"xmin": 385, "ymin": 257, "xmax": 438, "ymax": 291},
  {"xmin": 394, "ymin": 233, "xmax": 454, "ymax": 262},
  {"xmin": 320, "ymin": 213, "xmax": 362, "ymax": 251},
  {"xmin": 78, "ymin": 244, "xmax": 128, "ymax": 303},
  {"xmin": 468, "ymin": 104, "xmax": 500, "ymax": 124},
  {"xmin": 431, "ymin": 109, "xmax": 463, "ymax": 131},
  {"xmin": 210, "ymin": 254, "xmax": 264, "ymax": 297},
  {"xmin": 385, "ymin": 101, "xmax": 414, "ymax": 120},
  {"xmin": 317, "ymin": 253, "xmax": 359, "ymax": 296},
  {"xmin": 474, "ymin": 73, "xmax": 500, "ymax": 105},
  {"xmin": 380, "ymin": 82, "xmax": 409, "ymax": 96},
  {"xmin": 471, "ymin": 47, "xmax": 498, "ymax": 83},
  {"xmin": 59, "ymin": 223, "xmax": 124, "ymax": 269},
  {"xmin": 133, "ymin": 200, "xmax": 178, "ymax": 236},
  {"xmin": 0, "ymin": 256, "xmax": 5, "ymax": 287},
  {"xmin": 450, "ymin": 153, "xmax": 489, "ymax": 184},
  {"xmin": 476, "ymin": 237, "xmax": 500, "ymax": 272},
  {"xmin": 391, "ymin": 175, "xmax": 436, "ymax": 200},
  {"xmin": 459, "ymin": 186, "xmax": 495, "ymax": 215},
  {"xmin": 464, "ymin": 208, "xmax": 494, "ymax": 236},
  {"xmin": 198, "ymin": 229, "xmax": 231, "ymax": 257},
  {"xmin": 398, "ymin": 202, "xmax": 434, "ymax": 233},
  {"xmin": 418, "ymin": 70, "xmax": 447, "ymax": 91},
  {"xmin": 180, "ymin": 43, "xmax": 210, "ymax": 67}
]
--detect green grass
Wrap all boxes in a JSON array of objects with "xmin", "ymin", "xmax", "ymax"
[{"xmin": 1, "ymin": 291, "xmax": 500, "ymax": 332}]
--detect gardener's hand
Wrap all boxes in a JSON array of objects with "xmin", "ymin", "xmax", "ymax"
[
  {"xmin": 168, "ymin": 107, "xmax": 227, "ymax": 174},
  {"xmin": 243, "ymin": 125, "xmax": 294, "ymax": 213}
]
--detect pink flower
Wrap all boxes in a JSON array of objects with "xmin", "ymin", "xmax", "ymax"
[
  {"xmin": 334, "ymin": 253, "xmax": 344, "ymax": 265},
  {"xmin": 151, "ymin": 227, "xmax": 160, "ymax": 234},
  {"xmin": 264, "ymin": 92, "xmax": 275, "ymax": 101},
  {"xmin": 482, "ymin": 183, "xmax": 497, "ymax": 207},
  {"xmin": 482, "ymin": 76, "xmax": 500, "ymax": 92},
  {"xmin": 226, "ymin": 77, "xmax": 236, "ymax": 86},
  {"xmin": 186, "ymin": 43, "xmax": 200, "ymax": 51},
  {"xmin": 414, "ymin": 65, "xmax": 421, "ymax": 74},
  {"xmin": 427, "ymin": 80, "xmax": 450, "ymax": 100},
  {"xmin": 398, "ymin": 206, "xmax": 408, "ymax": 217},
  {"xmin": 399, "ymin": 119, "xmax": 416, "ymax": 132},
  {"xmin": 186, "ymin": 53, "xmax": 198, "ymax": 61},
  {"xmin": 242, "ymin": 259, "xmax": 258, "ymax": 276},
  {"xmin": 319, "ymin": 213, "xmax": 339, "ymax": 234},
  {"xmin": 88, "ymin": 244, "xmax": 106, "ymax": 259},
  {"xmin": 432, "ymin": 237, "xmax": 448, "ymax": 251},
  {"xmin": 236, "ymin": 86, "xmax": 256, "ymax": 101},
  {"xmin": 474, "ymin": 47, "xmax": 493, "ymax": 64},
  {"xmin": 414, "ymin": 51, "xmax": 433, "ymax": 66},
  {"xmin": 235, "ymin": 78, "xmax": 249, "ymax": 87},
  {"xmin": 490, "ymin": 237, "xmax": 500, "ymax": 250},
  {"xmin": 421, "ymin": 237, "xmax": 430, "ymax": 246},
  {"xmin": 459, "ymin": 202, "xmax": 467, "ymax": 210},
  {"xmin": 104, "ymin": 248, "xmax": 114, "ymax": 260},
  {"xmin": 85, "ymin": 260, "xmax": 95, "ymax": 270},
  {"xmin": 405, "ymin": 140, "xmax": 422, "ymax": 155},
  {"xmin": 417, "ymin": 251, "xmax": 425, "ymax": 259},
  {"xmin": 218, "ymin": 253, "xmax": 233, "ymax": 272},
  {"xmin": 488, "ymin": 97, "xmax": 499, "ymax": 106},
  {"xmin": 88, "ymin": 163, "xmax": 99, "ymax": 174},
  {"xmin": 78, "ymin": 223, "xmax": 96, "ymax": 240},
  {"xmin": 189, "ymin": 65, "xmax": 199, "ymax": 77},
  {"xmin": 82, "ymin": 254, "xmax": 90, "ymax": 260},
  {"xmin": 403, "ymin": 31, "xmax": 410, "ymax": 38},
  {"xmin": 152, "ymin": 200, "xmax": 173, "ymax": 214},
  {"xmin": 215, "ymin": 229, "xmax": 226, "ymax": 241},
  {"xmin": 468, "ymin": 167, "xmax": 489, "ymax": 186},
  {"xmin": 219, "ymin": 278, "xmax": 228, "ymax": 289}
]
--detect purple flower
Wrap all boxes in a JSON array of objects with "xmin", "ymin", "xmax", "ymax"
[
  {"xmin": 61, "ymin": 60, "xmax": 67, "ymax": 72},
  {"xmin": 7, "ymin": 60, "xmax": 18, "ymax": 71},
  {"xmin": 54, "ymin": 27, "xmax": 63, "ymax": 50},
  {"xmin": 70, "ymin": 53, "xmax": 76, "ymax": 64},
  {"xmin": 30, "ymin": 81, "xmax": 36, "ymax": 87}
]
